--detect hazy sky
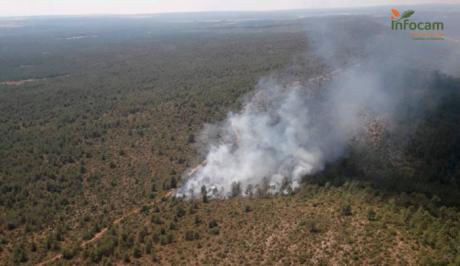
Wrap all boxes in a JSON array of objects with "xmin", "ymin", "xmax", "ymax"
[{"xmin": 1, "ymin": 0, "xmax": 458, "ymax": 16}]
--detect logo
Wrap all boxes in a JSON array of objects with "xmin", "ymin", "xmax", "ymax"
[
  {"xmin": 391, "ymin": 8, "xmax": 415, "ymax": 21},
  {"xmin": 390, "ymin": 8, "xmax": 445, "ymax": 40}
]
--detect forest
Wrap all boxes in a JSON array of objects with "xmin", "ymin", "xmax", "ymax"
[{"xmin": 0, "ymin": 10, "xmax": 459, "ymax": 265}]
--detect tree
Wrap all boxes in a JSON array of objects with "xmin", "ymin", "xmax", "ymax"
[
  {"xmin": 244, "ymin": 205, "xmax": 252, "ymax": 213},
  {"xmin": 280, "ymin": 176, "xmax": 294, "ymax": 195},
  {"xmin": 245, "ymin": 184, "xmax": 254, "ymax": 197},
  {"xmin": 133, "ymin": 245, "xmax": 142, "ymax": 258},
  {"xmin": 175, "ymin": 206, "xmax": 186, "ymax": 218},
  {"xmin": 169, "ymin": 221, "xmax": 177, "ymax": 230},
  {"xmin": 170, "ymin": 176, "xmax": 177, "ymax": 189},
  {"xmin": 30, "ymin": 241, "xmax": 37, "ymax": 252},
  {"xmin": 12, "ymin": 244, "xmax": 27, "ymax": 263},
  {"xmin": 137, "ymin": 227, "xmax": 147, "ymax": 243},
  {"xmin": 145, "ymin": 240, "xmax": 153, "ymax": 254},
  {"xmin": 208, "ymin": 219, "xmax": 218, "ymax": 229},
  {"xmin": 307, "ymin": 220, "xmax": 321, "ymax": 234},
  {"xmin": 201, "ymin": 185, "xmax": 208, "ymax": 203},
  {"xmin": 109, "ymin": 161, "xmax": 116, "ymax": 169},
  {"xmin": 230, "ymin": 182, "xmax": 241, "ymax": 198},
  {"xmin": 123, "ymin": 253, "xmax": 130, "ymax": 263},
  {"xmin": 151, "ymin": 214, "xmax": 163, "ymax": 225},
  {"xmin": 185, "ymin": 230, "xmax": 200, "ymax": 241},
  {"xmin": 256, "ymin": 177, "xmax": 270, "ymax": 197},
  {"xmin": 62, "ymin": 245, "xmax": 77, "ymax": 260},
  {"xmin": 340, "ymin": 203, "xmax": 352, "ymax": 216},
  {"xmin": 140, "ymin": 205, "xmax": 149, "ymax": 215},
  {"xmin": 367, "ymin": 209, "xmax": 377, "ymax": 221},
  {"xmin": 209, "ymin": 227, "xmax": 220, "ymax": 235}
]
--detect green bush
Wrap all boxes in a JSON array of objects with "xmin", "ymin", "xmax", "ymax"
[
  {"xmin": 132, "ymin": 245, "xmax": 142, "ymax": 258},
  {"xmin": 185, "ymin": 230, "xmax": 200, "ymax": 241},
  {"xmin": 89, "ymin": 236, "xmax": 117, "ymax": 263},
  {"xmin": 176, "ymin": 206, "xmax": 186, "ymax": 218},
  {"xmin": 160, "ymin": 234, "xmax": 174, "ymax": 245},
  {"xmin": 367, "ymin": 209, "xmax": 377, "ymax": 221},
  {"xmin": 151, "ymin": 214, "xmax": 163, "ymax": 225},
  {"xmin": 307, "ymin": 220, "xmax": 321, "ymax": 234},
  {"xmin": 208, "ymin": 219, "xmax": 218, "ymax": 229},
  {"xmin": 209, "ymin": 227, "xmax": 220, "ymax": 235},
  {"xmin": 201, "ymin": 185, "xmax": 208, "ymax": 203},
  {"xmin": 62, "ymin": 245, "xmax": 78, "ymax": 260},
  {"xmin": 12, "ymin": 244, "xmax": 27, "ymax": 263},
  {"xmin": 140, "ymin": 205, "xmax": 150, "ymax": 215},
  {"xmin": 340, "ymin": 203, "xmax": 352, "ymax": 216}
]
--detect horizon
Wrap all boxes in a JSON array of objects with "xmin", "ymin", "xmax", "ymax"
[{"xmin": 1, "ymin": 0, "xmax": 458, "ymax": 18}]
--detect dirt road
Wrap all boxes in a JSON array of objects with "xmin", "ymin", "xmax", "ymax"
[{"xmin": 36, "ymin": 189, "xmax": 175, "ymax": 266}]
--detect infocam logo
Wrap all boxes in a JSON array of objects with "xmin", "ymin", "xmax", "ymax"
[{"xmin": 390, "ymin": 8, "xmax": 445, "ymax": 40}]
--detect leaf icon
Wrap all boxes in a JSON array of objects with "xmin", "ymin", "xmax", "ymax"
[
  {"xmin": 399, "ymin": 10, "xmax": 415, "ymax": 20},
  {"xmin": 391, "ymin": 8, "xmax": 401, "ymax": 17}
]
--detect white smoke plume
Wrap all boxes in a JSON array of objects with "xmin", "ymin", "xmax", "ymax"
[
  {"xmin": 177, "ymin": 12, "xmax": 460, "ymax": 198},
  {"xmin": 179, "ymin": 77, "xmax": 342, "ymax": 197}
]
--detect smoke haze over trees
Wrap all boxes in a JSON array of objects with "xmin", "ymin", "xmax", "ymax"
[{"xmin": 179, "ymin": 15, "xmax": 460, "ymax": 200}]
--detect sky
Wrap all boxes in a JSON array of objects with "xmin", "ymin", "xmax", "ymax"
[{"xmin": 1, "ymin": 0, "xmax": 459, "ymax": 17}]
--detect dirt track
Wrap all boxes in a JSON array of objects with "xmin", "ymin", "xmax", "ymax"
[{"xmin": 36, "ymin": 190, "xmax": 175, "ymax": 266}]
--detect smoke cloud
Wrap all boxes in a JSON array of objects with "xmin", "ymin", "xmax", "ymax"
[{"xmin": 177, "ymin": 13, "xmax": 460, "ymax": 198}]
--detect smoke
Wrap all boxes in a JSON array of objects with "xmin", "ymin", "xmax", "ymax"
[{"xmin": 177, "ymin": 13, "xmax": 460, "ymax": 198}]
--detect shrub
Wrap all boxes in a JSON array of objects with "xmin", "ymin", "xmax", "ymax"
[
  {"xmin": 209, "ymin": 227, "xmax": 220, "ymax": 235},
  {"xmin": 169, "ymin": 222, "xmax": 177, "ymax": 230},
  {"xmin": 340, "ymin": 203, "xmax": 352, "ymax": 216},
  {"xmin": 160, "ymin": 234, "xmax": 174, "ymax": 245},
  {"xmin": 83, "ymin": 224, "xmax": 99, "ymax": 241},
  {"xmin": 175, "ymin": 206, "xmax": 186, "ymax": 218},
  {"xmin": 151, "ymin": 215, "xmax": 163, "ymax": 225},
  {"xmin": 7, "ymin": 222, "xmax": 17, "ymax": 231},
  {"xmin": 133, "ymin": 245, "xmax": 142, "ymax": 258},
  {"xmin": 208, "ymin": 219, "xmax": 218, "ymax": 229},
  {"xmin": 367, "ymin": 209, "xmax": 377, "ymax": 221},
  {"xmin": 145, "ymin": 240, "xmax": 153, "ymax": 254},
  {"xmin": 188, "ymin": 204, "xmax": 197, "ymax": 215},
  {"xmin": 89, "ymin": 236, "xmax": 117, "ymax": 263},
  {"xmin": 187, "ymin": 134, "xmax": 195, "ymax": 143},
  {"xmin": 170, "ymin": 177, "xmax": 177, "ymax": 189},
  {"xmin": 137, "ymin": 228, "xmax": 147, "ymax": 243},
  {"xmin": 62, "ymin": 245, "xmax": 77, "ymax": 260},
  {"xmin": 123, "ymin": 253, "xmax": 130, "ymax": 263},
  {"xmin": 152, "ymin": 233, "xmax": 160, "ymax": 244},
  {"xmin": 307, "ymin": 220, "xmax": 321, "ymax": 234},
  {"xmin": 140, "ymin": 205, "xmax": 149, "ymax": 215},
  {"xmin": 185, "ymin": 230, "xmax": 200, "ymax": 241},
  {"xmin": 30, "ymin": 242, "xmax": 37, "ymax": 252},
  {"xmin": 12, "ymin": 244, "xmax": 27, "ymax": 263},
  {"xmin": 45, "ymin": 234, "xmax": 60, "ymax": 251}
]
